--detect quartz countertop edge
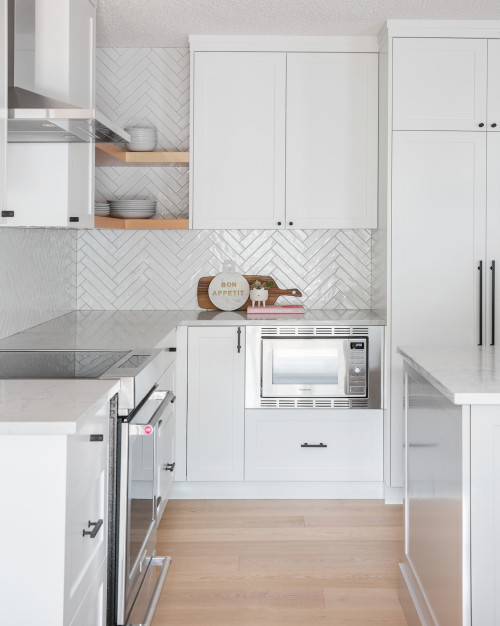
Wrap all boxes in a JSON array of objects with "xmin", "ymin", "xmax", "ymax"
[
  {"xmin": 0, "ymin": 379, "xmax": 120, "ymax": 435},
  {"xmin": 0, "ymin": 309, "xmax": 386, "ymax": 351},
  {"xmin": 397, "ymin": 345, "xmax": 500, "ymax": 405}
]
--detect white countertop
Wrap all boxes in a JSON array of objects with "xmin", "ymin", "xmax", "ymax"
[
  {"xmin": 398, "ymin": 345, "xmax": 500, "ymax": 405},
  {"xmin": 0, "ymin": 378, "xmax": 120, "ymax": 435},
  {"xmin": 0, "ymin": 309, "xmax": 386, "ymax": 351}
]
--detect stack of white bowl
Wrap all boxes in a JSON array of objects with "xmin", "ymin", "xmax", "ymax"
[
  {"xmin": 124, "ymin": 127, "xmax": 157, "ymax": 152},
  {"xmin": 109, "ymin": 200, "xmax": 157, "ymax": 219},
  {"xmin": 95, "ymin": 202, "xmax": 110, "ymax": 217}
]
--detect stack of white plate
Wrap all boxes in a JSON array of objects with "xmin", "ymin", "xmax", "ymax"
[
  {"xmin": 95, "ymin": 202, "xmax": 110, "ymax": 217},
  {"xmin": 124, "ymin": 127, "xmax": 157, "ymax": 152},
  {"xmin": 109, "ymin": 200, "xmax": 157, "ymax": 219}
]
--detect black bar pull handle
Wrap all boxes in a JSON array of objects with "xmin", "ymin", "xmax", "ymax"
[
  {"xmin": 237, "ymin": 327, "xmax": 242, "ymax": 353},
  {"xmin": 1, "ymin": 211, "xmax": 14, "ymax": 217},
  {"xmin": 479, "ymin": 261, "xmax": 483, "ymax": 346},
  {"xmin": 164, "ymin": 462, "xmax": 176, "ymax": 472},
  {"xmin": 301, "ymin": 443, "xmax": 327, "ymax": 448},
  {"xmin": 82, "ymin": 519, "xmax": 103, "ymax": 538},
  {"xmin": 89, "ymin": 434, "xmax": 103, "ymax": 442},
  {"xmin": 491, "ymin": 260, "xmax": 496, "ymax": 346}
]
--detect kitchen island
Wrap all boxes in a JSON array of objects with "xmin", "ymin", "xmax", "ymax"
[{"xmin": 398, "ymin": 346, "xmax": 500, "ymax": 626}]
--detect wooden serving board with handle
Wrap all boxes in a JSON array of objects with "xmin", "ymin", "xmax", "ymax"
[{"xmin": 197, "ymin": 275, "xmax": 302, "ymax": 310}]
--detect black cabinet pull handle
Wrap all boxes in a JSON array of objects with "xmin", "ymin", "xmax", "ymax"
[
  {"xmin": 237, "ymin": 327, "xmax": 242, "ymax": 353},
  {"xmin": 82, "ymin": 519, "xmax": 103, "ymax": 538},
  {"xmin": 491, "ymin": 260, "xmax": 496, "ymax": 346},
  {"xmin": 164, "ymin": 462, "xmax": 176, "ymax": 472},
  {"xmin": 277, "ymin": 221, "xmax": 282, "ymax": 226},
  {"xmin": 1, "ymin": 211, "xmax": 14, "ymax": 217},
  {"xmin": 89, "ymin": 434, "xmax": 103, "ymax": 442},
  {"xmin": 69, "ymin": 216, "xmax": 79, "ymax": 222},
  {"xmin": 168, "ymin": 347, "xmax": 176, "ymax": 352},
  {"xmin": 492, "ymin": 123, "xmax": 498, "ymax": 128},
  {"xmin": 479, "ymin": 122, "xmax": 485, "ymax": 127},
  {"xmin": 301, "ymin": 443, "xmax": 327, "ymax": 448},
  {"xmin": 289, "ymin": 221, "xmax": 294, "ymax": 226},
  {"xmin": 479, "ymin": 261, "xmax": 483, "ymax": 345},
  {"xmin": 170, "ymin": 395, "xmax": 176, "ymax": 404}
]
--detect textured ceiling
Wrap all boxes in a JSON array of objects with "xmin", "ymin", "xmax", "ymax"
[{"xmin": 97, "ymin": 0, "xmax": 500, "ymax": 47}]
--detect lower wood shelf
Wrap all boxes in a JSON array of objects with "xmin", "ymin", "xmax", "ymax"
[
  {"xmin": 95, "ymin": 143, "xmax": 189, "ymax": 167},
  {"xmin": 94, "ymin": 216, "xmax": 189, "ymax": 230}
]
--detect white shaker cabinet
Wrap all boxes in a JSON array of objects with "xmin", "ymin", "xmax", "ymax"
[
  {"xmin": 286, "ymin": 53, "xmax": 378, "ymax": 229},
  {"xmin": 191, "ymin": 52, "xmax": 286, "ymax": 229},
  {"xmin": 190, "ymin": 43, "xmax": 378, "ymax": 230},
  {"xmin": 0, "ymin": 0, "xmax": 5, "ymax": 218},
  {"xmin": 393, "ymin": 38, "xmax": 500, "ymax": 132},
  {"xmin": 3, "ymin": 0, "xmax": 96, "ymax": 229},
  {"xmin": 187, "ymin": 326, "xmax": 245, "ymax": 481},
  {"xmin": 390, "ymin": 130, "xmax": 486, "ymax": 485},
  {"xmin": 0, "ymin": 394, "xmax": 112, "ymax": 626}
]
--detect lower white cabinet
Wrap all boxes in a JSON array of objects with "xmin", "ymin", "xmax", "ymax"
[
  {"xmin": 245, "ymin": 409, "xmax": 383, "ymax": 481},
  {"xmin": 187, "ymin": 326, "xmax": 245, "ymax": 481},
  {"xmin": 0, "ymin": 396, "xmax": 110, "ymax": 626}
]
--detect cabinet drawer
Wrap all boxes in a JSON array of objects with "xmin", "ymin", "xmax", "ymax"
[
  {"xmin": 65, "ymin": 461, "xmax": 107, "ymax": 622},
  {"xmin": 69, "ymin": 559, "xmax": 106, "ymax": 626},
  {"xmin": 245, "ymin": 409, "xmax": 383, "ymax": 481},
  {"xmin": 67, "ymin": 400, "xmax": 109, "ymax": 483}
]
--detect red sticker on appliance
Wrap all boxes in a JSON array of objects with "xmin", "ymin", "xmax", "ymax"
[{"xmin": 144, "ymin": 425, "xmax": 153, "ymax": 435}]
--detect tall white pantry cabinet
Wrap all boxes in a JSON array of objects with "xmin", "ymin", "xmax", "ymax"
[{"xmin": 379, "ymin": 21, "xmax": 500, "ymax": 489}]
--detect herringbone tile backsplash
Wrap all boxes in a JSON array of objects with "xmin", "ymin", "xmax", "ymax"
[{"xmin": 78, "ymin": 48, "xmax": 374, "ymax": 311}]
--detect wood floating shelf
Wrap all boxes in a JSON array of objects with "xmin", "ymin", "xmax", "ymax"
[
  {"xmin": 95, "ymin": 143, "xmax": 189, "ymax": 167},
  {"xmin": 94, "ymin": 216, "xmax": 189, "ymax": 230}
]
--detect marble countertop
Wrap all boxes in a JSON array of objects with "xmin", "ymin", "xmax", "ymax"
[
  {"xmin": 0, "ymin": 379, "xmax": 120, "ymax": 434},
  {"xmin": 398, "ymin": 345, "xmax": 500, "ymax": 405},
  {"xmin": 0, "ymin": 309, "xmax": 386, "ymax": 351}
]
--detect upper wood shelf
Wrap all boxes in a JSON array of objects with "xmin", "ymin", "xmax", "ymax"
[{"xmin": 95, "ymin": 143, "xmax": 189, "ymax": 167}]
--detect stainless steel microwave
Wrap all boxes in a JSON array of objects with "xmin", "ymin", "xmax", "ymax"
[{"xmin": 246, "ymin": 325, "xmax": 383, "ymax": 409}]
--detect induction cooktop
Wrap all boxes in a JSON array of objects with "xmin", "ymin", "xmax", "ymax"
[{"xmin": 0, "ymin": 350, "xmax": 129, "ymax": 379}]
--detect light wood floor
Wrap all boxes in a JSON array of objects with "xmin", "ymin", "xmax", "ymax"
[{"xmin": 153, "ymin": 499, "xmax": 407, "ymax": 626}]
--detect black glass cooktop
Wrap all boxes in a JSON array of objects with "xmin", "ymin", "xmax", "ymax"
[{"xmin": 0, "ymin": 351, "xmax": 129, "ymax": 379}]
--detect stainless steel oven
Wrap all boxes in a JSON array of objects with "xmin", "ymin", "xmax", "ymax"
[
  {"xmin": 116, "ymin": 387, "xmax": 174, "ymax": 626},
  {"xmin": 246, "ymin": 325, "xmax": 383, "ymax": 409}
]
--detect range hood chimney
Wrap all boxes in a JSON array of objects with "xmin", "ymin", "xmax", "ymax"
[{"xmin": 7, "ymin": 0, "xmax": 129, "ymax": 144}]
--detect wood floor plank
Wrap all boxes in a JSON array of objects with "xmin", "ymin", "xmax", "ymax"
[
  {"xmin": 152, "ymin": 499, "xmax": 406, "ymax": 626},
  {"xmin": 153, "ymin": 607, "xmax": 408, "ymax": 625},
  {"xmin": 162, "ymin": 514, "xmax": 305, "ymax": 529}
]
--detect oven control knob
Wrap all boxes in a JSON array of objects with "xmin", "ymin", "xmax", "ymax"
[{"xmin": 354, "ymin": 367, "xmax": 361, "ymax": 374}]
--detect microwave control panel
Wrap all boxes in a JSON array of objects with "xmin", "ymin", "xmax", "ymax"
[{"xmin": 347, "ymin": 339, "xmax": 367, "ymax": 395}]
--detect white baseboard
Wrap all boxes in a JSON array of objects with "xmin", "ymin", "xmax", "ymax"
[
  {"xmin": 384, "ymin": 485, "xmax": 403, "ymax": 504},
  {"xmin": 170, "ymin": 481, "xmax": 385, "ymax": 499}
]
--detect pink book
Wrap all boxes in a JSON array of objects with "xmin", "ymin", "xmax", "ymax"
[{"xmin": 247, "ymin": 305, "xmax": 304, "ymax": 314}]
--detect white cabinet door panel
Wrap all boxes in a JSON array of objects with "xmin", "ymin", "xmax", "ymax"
[
  {"xmin": 286, "ymin": 53, "xmax": 378, "ymax": 229},
  {"xmin": 486, "ymin": 133, "xmax": 500, "ymax": 347},
  {"xmin": 192, "ymin": 52, "xmax": 286, "ymax": 229},
  {"xmin": 393, "ymin": 38, "xmax": 487, "ymax": 131},
  {"xmin": 391, "ymin": 131, "xmax": 486, "ymax": 486},
  {"xmin": 488, "ymin": 39, "xmax": 500, "ymax": 132},
  {"xmin": 187, "ymin": 327, "xmax": 245, "ymax": 481}
]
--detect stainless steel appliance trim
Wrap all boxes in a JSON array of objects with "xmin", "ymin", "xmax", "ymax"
[
  {"xmin": 116, "ymin": 419, "xmax": 130, "ymax": 626},
  {"xmin": 245, "ymin": 325, "xmax": 383, "ymax": 409},
  {"xmin": 141, "ymin": 556, "xmax": 172, "ymax": 626}
]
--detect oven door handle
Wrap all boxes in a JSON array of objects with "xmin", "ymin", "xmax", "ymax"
[{"xmin": 146, "ymin": 390, "xmax": 175, "ymax": 428}]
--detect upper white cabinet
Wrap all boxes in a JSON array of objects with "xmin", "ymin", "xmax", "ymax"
[
  {"xmin": 3, "ymin": 0, "xmax": 96, "ymax": 229},
  {"xmin": 393, "ymin": 38, "xmax": 500, "ymax": 131},
  {"xmin": 190, "ymin": 41, "xmax": 378, "ymax": 230},
  {"xmin": 286, "ymin": 53, "xmax": 378, "ymax": 229},
  {"xmin": 0, "ymin": 0, "xmax": 5, "ymax": 218},
  {"xmin": 191, "ymin": 52, "xmax": 286, "ymax": 229}
]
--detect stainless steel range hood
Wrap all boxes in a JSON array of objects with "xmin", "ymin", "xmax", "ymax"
[
  {"xmin": 8, "ymin": 87, "xmax": 131, "ymax": 143},
  {"xmin": 7, "ymin": 0, "xmax": 129, "ymax": 144}
]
